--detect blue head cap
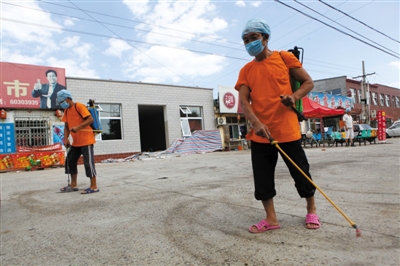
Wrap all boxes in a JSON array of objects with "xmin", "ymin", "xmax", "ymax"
[
  {"xmin": 346, "ymin": 108, "xmax": 351, "ymax": 113},
  {"xmin": 57, "ymin": 89, "xmax": 72, "ymax": 103},
  {"xmin": 241, "ymin": 18, "xmax": 271, "ymax": 40}
]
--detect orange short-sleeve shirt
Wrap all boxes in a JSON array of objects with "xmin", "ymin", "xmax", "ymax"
[
  {"xmin": 62, "ymin": 102, "xmax": 96, "ymax": 147},
  {"xmin": 235, "ymin": 51, "xmax": 302, "ymax": 143}
]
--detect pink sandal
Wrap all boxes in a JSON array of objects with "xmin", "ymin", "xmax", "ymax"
[
  {"xmin": 305, "ymin": 213, "xmax": 321, "ymax": 229},
  {"xmin": 248, "ymin": 220, "xmax": 281, "ymax": 233}
]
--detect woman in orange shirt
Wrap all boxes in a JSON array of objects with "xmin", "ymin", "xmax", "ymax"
[{"xmin": 235, "ymin": 18, "xmax": 320, "ymax": 233}]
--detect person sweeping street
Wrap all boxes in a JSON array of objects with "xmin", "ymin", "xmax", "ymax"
[
  {"xmin": 57, "ymin": 90, "xmax": 99, "ymax": 194},
  {"xmin": 235, "ymin": 18, "xmax": 320, "ymax": 233}
]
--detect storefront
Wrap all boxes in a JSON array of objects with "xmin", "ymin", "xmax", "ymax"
[
  {"xmin": 215, "ymin": 86, "xmax": 249, "ymax": 151},
  {"xmin": 0, "ymin": 62, "xmax": 216, "ymax": 170}
]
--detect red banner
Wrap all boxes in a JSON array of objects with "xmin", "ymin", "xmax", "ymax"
[
  {"xmin": 0, "ymin": 151, "xmax": 65, "ymax": 171},
  {"xmin": 377, "ymin": 110, "xmax": 386, "ymax": 141},
  {"xmin": 0, "ymin": 62, "xmax": 66, "ymax": 109}
]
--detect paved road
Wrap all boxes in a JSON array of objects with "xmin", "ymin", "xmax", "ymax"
[{"xmin": 1, "ymin": 139, "xmax": 399, "ymax": 266}]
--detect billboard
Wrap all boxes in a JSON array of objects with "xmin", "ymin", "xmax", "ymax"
[
  {"xmin": 308, "ymin": 92, "xmax": 353, "ymax": 109},
  {"xmin": 218, "ymin": 85, "xmax": 243, "ymax": 114},
  {"xmin": 0, "ymin": 62, "xmax": 66, "ymax": 109}
]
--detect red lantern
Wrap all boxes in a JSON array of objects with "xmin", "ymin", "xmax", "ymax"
[{"xmin": 0, "ymin": 109, "xmax": 6, "ymax": 120}]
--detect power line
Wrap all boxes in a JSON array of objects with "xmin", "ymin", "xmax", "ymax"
[
  {"xmin": 4, "ymin": 2, "xmax": 243, "ymax": 52},
  {"xmin": 319, "ymin": 0, "xmax": 400, "ymax": 44},
  {"xmin": 294, "ymin": 0, "xmax": 399, "ymax": 57},
  {"xmin": 7, "ymin": 1, "xmax": 382, "ymax": 75},
  {"xmin": 274, "ymin": 0, "xmax": 399, "ymax": 59},
  {"xmin": 2, "ymin": 2, "xmax": 391, "ymax": 87},
  {"xmin": 0, "ymin": 17, "xmax": 249, "ymax": 62},
  {"xmin": 36, "ymin": 0, "xmax": 238, "ymax": 45},
  {"xmin": 0, "ymin": 17, "xmax": 370, "ymax": 85}
]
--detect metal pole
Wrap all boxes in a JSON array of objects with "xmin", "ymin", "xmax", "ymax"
[
  {"xmin": 366, "ymin": 82, "xmax": 371, "ymax": 125},
  {"xmin": 362, "ymin": 61, "xmax": 367, "ymax": 124}
]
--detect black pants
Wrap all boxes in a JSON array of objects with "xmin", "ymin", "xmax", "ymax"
[
  {"xmin": 65, "ymin": 145, "xmax": 96, "ymax": 178},
  {"xmin": 251, "ymin": 140, "xmax": 315, "ymax": 200}
]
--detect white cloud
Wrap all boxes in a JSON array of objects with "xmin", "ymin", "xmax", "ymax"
[
  {"xmin": 1, "ymin": 48, "xmax": 44, "ymax": 65},
  {"xmin": 2, "ymin": 2, "xmax": 62, "ymax": 44},
  {"xmin": 235, "ymin": 1, "xmax": 246, "ymax": 7},
  {"xmin": 123, "ymin": 0, "xmax": 150, "ymax": 17},
  {"xmin": 46, "ymin": 57, "xmax": 98, "ymax": 79},
  {"xmin": 389, "ymin": 61, "xmax": 400, "ymax": 69},
  {"xmin": 251, "ymin": 1, "xmax": 262, "ymax": 8},
  {"xmin": 124, "ymin": 46, "xmax": 227, "ymax": 84},
  {"xmin": 120, "ymin": 0, "xmax": 229, "ymax": 84},
  {"xmin": 61, "ymin": 36, "xmax": 80, "ymax": 48},
  {"xmin": 130, "ymin": 0, "xmax": 227, "ymax": 46},
  {"xmin": 73, "ymin": 43, "xmax": 92, "ymax": 60},
  {"xmin": 104, "ymin": 39, "xmax": 132, "ymax": 58},
  {"xmin": 63, "ymin": 18, "xmax": 75, "ymax": 27}
]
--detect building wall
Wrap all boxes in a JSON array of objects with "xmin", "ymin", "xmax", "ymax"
[
  {"xmin": 66, "ymin": 77, "xmax": 215, "ymax": 157},
  {"xmin": 313, "ymin": 76, "xmax": 347, "ymax": 95},
  {"xmin": 313, "ymin": 76, "xmax": 400, "ymax": 123}
]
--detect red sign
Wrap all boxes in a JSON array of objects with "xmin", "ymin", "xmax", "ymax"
[
  {"xmin": 377, "ymin": 110, "xmax": 386, "ymax": 141},
  {"xmin": 0, "ymin": 62, "xmax": 66, "ymax": 109},
  {"xmin": 223, "ymin": 92, "xmax": 236, "ymax": 109}
]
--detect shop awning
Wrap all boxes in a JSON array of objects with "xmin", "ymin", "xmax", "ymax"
[{"xmin": 302, "ymin": 96, "xmax": 345, "ymax": 118}]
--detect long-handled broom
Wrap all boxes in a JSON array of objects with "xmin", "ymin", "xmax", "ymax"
[{"xmin": 267, "ymin": 132, "xmax": 361, "ymax": 237}]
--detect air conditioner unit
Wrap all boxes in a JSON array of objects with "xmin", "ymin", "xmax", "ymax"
[
  {"xmin": 216, "ymin": 117, "xmax": 226, "ymax": 126},
  {"xmin": 371, "ymin": 110, "xmax": 377, "ymax": 118}
]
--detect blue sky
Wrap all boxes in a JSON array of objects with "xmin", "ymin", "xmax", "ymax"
[{"xmin": 2, "ymin": 0, "xmax": 399, "ymax": 99}]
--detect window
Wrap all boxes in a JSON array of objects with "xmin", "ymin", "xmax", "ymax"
[
  {"xmin": 396, "ymin": 97, "xmax": 400, "ymax": 108},
  {"xmin": 358, "ymin": 89, "xmax": 362, "ymax": 103},
  {"xmin": 380, "ymin": 94, "xmax": 384, "ymax": 106},
  {"xmin": 15, "ymin": 117, "xmax": 51, "ymax": 147},
  {"xmin": 385, "ymin": 95, "xmax": 390, "ymax": 107},
  {"xmin": 180, "ymin": 106, "xmax": 203, "ymax": 133},
  {"xmin": 372, "ymin": 92, "xmax": 377, "ymax": 105},
  {"xmin": 329, "ymin": 88, "xmax": 342, "ymax": 95},
  {"xmin": 98, "ymin": 104, "xmax": 122, "ymax": 140},
  {"xmin": 229, "ymin": 125, "xmax": 247, "ymax": 139}
]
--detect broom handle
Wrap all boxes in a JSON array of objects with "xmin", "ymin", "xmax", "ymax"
[{"xmin": 270, "ymin": 138, "xmax": 357, "ymax": 228}]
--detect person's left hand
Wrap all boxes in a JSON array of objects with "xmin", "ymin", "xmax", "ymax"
[
  {"xmin": 70, "ymin": 126, "xmax": 79, "ymax": 133},
  {"xmin": 280, "ymin": 94, "xmax": 296, "ymax": 107}
]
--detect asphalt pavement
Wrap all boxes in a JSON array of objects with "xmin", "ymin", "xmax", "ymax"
[{"xmin": 1, "ymin": 138, "xmax": 399, "ymax": 266}]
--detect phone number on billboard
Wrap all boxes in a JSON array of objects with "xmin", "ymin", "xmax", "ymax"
[{"xmin": 9, "ymin": 99, "xmax": 39, "ymax": 105}]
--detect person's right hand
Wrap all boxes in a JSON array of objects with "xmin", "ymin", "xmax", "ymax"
[
  {"xmin": 33, "ymin": 82, "xmax": 41, "ymax": 90},
  {"xmin": 64, "ymin": 139, "xmax": 71, "ymax": 148},
  {"xmin": 253, "ymin": 121, "xmax": 271, "ymax": 139}
]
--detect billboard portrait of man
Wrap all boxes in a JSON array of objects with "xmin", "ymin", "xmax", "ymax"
[
  {"xmin": 32, "ymin": 69, "xmax": 66, "ymax": 109},
  {"xmin": 0, "ymin": 62, "xmax": 66, "ymax": 110}
]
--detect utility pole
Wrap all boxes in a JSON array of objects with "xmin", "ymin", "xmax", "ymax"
[{"xmin": 352, "ymin": 61, "xmax": 375, "ymax": 124}]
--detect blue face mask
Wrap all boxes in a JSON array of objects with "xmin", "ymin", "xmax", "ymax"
[
  {"xmin": 60, "ymin": 101, "xmax": 70, "ymax": 109},
  {"xmin": 245, "ymin": 39, "xmax": 265, "ymax": 57}
]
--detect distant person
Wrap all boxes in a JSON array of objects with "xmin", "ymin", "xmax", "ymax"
[
  {"xmin": 32, "ymin": 69, "xmax": 66, "ymax": 109},
  {"xmin": 57, "ymin": 90, "xmax": 99, "ymax": 194},
  {"xmin": 235, "ymin": 18, "xmax": 320, "ymax": 233},
  {"xmin": 343, "ymin": 109, "xmax": 355, "ymax": 147}
]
